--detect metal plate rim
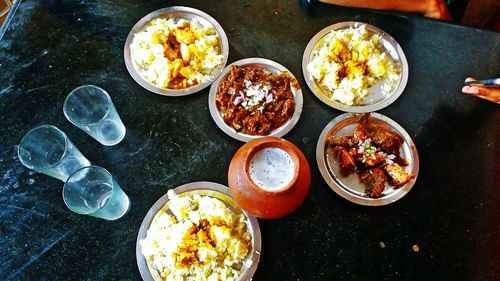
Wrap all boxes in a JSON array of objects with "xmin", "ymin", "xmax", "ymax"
[
  {"xmin": 208, "ymin": 57, "xmax": 303, "ymax": 142},
  {"xmin": 302, "ymin": 21, "xmax": 409, "ymax": 112},
  {"xmin": 316, "ymin": 113, "xmax": 419, "ymax": 206},
  {"xmin": 136, "ymin": 181, "xmax": 261, "ymax": 281},
  {"xmin": 124, "ymin": 6, "xmax": 229, "ymax": 97}
]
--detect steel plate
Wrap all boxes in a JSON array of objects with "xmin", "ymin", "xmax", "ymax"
[
  {"xmin": 302, "ymin": 22, "xmax": 409, "ymax": 112},
  {"xmin": 136, "ymin": 181, "xmax": 261, "ymax": 281},
  {"xmin": 208, "ymin": 58, "xmax": 303, "ymax": 142},
  {"xmin": 316, "ymin": 113, "xmax": 419, "ymax": 206},
  {"xmin": 124, "ymin": 6, "xmax": 229, "ymax": 96}
]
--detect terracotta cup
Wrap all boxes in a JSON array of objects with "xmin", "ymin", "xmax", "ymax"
[{"xmin": 228, "ymin": 136, "xmax": 311, "ymax": 219}]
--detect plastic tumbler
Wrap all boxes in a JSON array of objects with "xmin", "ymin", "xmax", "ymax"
[
  {"xmin": 63, "ymin": 166, "xmax": 130, "ymax": 220},
  {"xmin": 18, "ymin": 125, "xmax": 91, "ymax": 182},
  {"xmin": 63, "ymin": 85, "xmax": 126, "ymax": 146}
]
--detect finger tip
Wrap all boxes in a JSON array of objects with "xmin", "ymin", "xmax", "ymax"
[
  {"xmin": 462, "ymin": 86, "xmax": 479, "ymax": 95},
  {"xmin": 464, "ymin": 77, "xmax": 475, "ymax": 82}
]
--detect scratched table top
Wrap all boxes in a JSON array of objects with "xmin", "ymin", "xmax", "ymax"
[{"xmin": 0, "ymin": 1, "xmax": 499, "ymax": 280}]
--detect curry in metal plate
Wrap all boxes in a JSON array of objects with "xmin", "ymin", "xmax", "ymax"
[
  {"xmin": 209, "ymin": 58, "xmax": 303, "ymax": 142},
  {"xmin": 302, "ymin": 22, "xmax": 409, "ymax": 112},
  {"xmin": 316, "ymin": 113, "xmax": 419, "ymax": 206}
]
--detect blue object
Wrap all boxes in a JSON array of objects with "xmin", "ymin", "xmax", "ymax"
[
  {"xmin": 299, "ymin": 0, "xmax": 318, "ymax": 13},
  {"xmin": 0, "ymin": 0, "xmax": 21, "ymax": 41}
]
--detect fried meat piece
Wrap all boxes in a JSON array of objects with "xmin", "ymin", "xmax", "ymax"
[
  {"xmin": 369, "ymin": 128, "xmax": 404, "ymax": 156},
  {"xmin": 358, "ymin": 168, "xmax": 387, "ymax": 198},
  {"xmin": 358, "ymin": 113, "xmax": 404, "ymax": 156},
  {"xmin": 329, "ymin": 135, "xmax": 357, "ymax": 148},
  {"xmin": 352, "ymin": 124, "xmax": 369, "ymax": 141},
  {"xmin": 354, "ymin": 113, "xmax": 403, "ymax": 156},
  {"xmin": 353, "ymin": 113, "xmax": 371, "ymax": 141},
  {"xmin": 332, "ymin": 146, "xmax": 356, "ymax": 175},
  {"xmin": 382, "ymin": 163, "xmax": 415, "ymax": 187}
]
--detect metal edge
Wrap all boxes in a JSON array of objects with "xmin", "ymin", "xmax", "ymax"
[
  {"xmin": 124, "ymin": 6, "xmax": 229, "ymax": 97},
  {"xmin": 0, "ymin": 0, "xmax": 21, "ymax": 42},
  {"xmin": 208, "ymin": 57, "xmax": 303, "ymax": 142},
  {"xmin": 316, "ymin": 113, "xmax": 419, "ymax": 206},
  {"xmin": 302, "ymin": 21, "xmax": 409, "ymax": 112},
  {"xmin": 136, "ymin": 181, "xmax": 261, "ymax": 281}
]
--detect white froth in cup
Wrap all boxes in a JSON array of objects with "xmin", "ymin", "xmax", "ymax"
[{"xmin": 249, "ymin": 147, "xmax": 295, "ymax": 191}]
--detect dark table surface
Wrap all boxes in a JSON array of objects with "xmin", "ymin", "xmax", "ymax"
[{"xmin": 1, "ymin": 1, "xmax": 499, "ymax": 280}]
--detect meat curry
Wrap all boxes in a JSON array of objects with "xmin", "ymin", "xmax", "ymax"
[{"xmin": 215, "ymin": 65, "xmax": 297, "ymax": 135}]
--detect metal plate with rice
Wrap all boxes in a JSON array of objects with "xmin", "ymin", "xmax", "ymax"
[
  {"xmin": 136, "ymin": 181, "xmax": 261, "ymax": 281},
  {"xmin": 302, "ymin": 22, "xmax": 409, "ymax": 112},
  {"xmin": 124, "ymin": 6, "xmax": 229, "ymax": 96}
]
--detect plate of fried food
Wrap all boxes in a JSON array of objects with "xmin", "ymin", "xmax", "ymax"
[
  {"xmin": 124, "ymin": 6, "xmax": 229, "ymax": 96},
  {"xmin": 136, "ymin": 182, "xmax": 261, "ymax": 281},
  {"xmin": 316, "ymin": 113, "xmax": 419, "ymax": 206},
  {"xmin": 303, "ymin": 22, "xmax": 408, "ymax": 112},
  {"xmin": 208, "ymin": 58, "xmax": 303, "ymax": 142}
]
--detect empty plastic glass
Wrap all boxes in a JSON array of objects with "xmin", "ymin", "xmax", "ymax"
[
  {"xmin": 18, "ymin": 125, "xmax": 91, "ymax": 181},
  {"xmin": 63, "ymin": 85, "xmax": 126, "ymax": 146},
  {"xmin": 63, "ymin": 166, "xmax": 130, "ymax": 220}
]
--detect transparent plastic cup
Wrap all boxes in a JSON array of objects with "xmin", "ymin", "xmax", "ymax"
[
  {"xmin": 63, "ymin": 166, "xmax": 130, "ymax": 220},
  {"xmin": 18, "ymin": 125, "xmax": 91, "ymax": 182},
  {"xmin": 63, "ymin": 85, "xmax": 126, "ymax": 146}
]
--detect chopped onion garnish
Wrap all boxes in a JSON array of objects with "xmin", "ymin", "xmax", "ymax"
[
  {"xmin": 233, "ymin": 96, "xmax": 244, "ymax": 105},
  {"xmin": 234, "ymin": 80, "xmax": 275, "ymax": 112},
  {"xmin": 265, "ymin": 93, "xmax": 273, "ymax": 103}
]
